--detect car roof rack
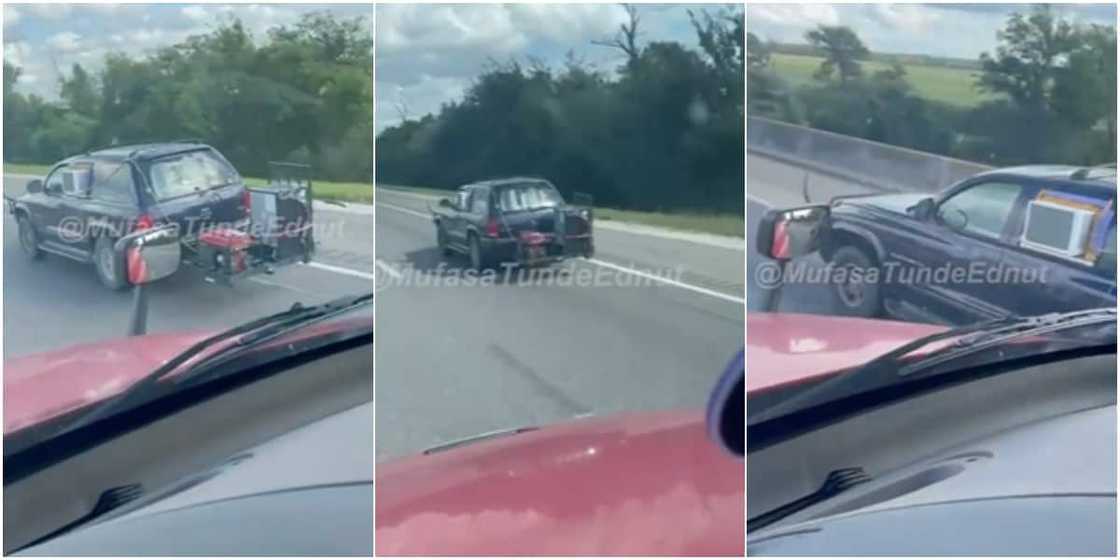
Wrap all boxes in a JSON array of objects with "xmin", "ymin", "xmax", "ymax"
[{"xmin": 1071, "ymin": 163, "xmax": 1117, "ymax": 181}]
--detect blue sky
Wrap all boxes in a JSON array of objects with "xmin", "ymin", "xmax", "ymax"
[
  {"xmin": 375, "ymin": 3, "xmax": 736, "ymax": 131},
  {"xmin": 747, "ymin": 3, "xmax": 1116, "ymax": 58},
  {"xmin": 3, "ymin": 4, "xmax": 370, "ymax": 98}
]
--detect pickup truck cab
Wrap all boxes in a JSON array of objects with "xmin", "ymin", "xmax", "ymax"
[
  {"xmin": 431, "ymin": 177, "xmax": 593, "ymax": 270},
  {"xmin": 817, "ymin": 164, "xmax": 1116, "ymax": 324},
  {"xmin": 7, "ymin": 142, "xmax": 314, "ymax": 290}
]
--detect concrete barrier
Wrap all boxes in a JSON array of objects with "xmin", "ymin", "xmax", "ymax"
[{"xmin": 747, "ymin": 115, "xmax": 992, "ymax": 194}]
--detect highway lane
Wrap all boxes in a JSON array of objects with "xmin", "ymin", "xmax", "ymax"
[
  {"xmin": 375, "ymin": 187, "xmax": 744, "ymax": 460},
  {"xmin": 3, "ymin": 174, "xmax": 373, "ymax": 358},
  {"xmin": 746, "ymin": 153, "xmax": 877, "ymax": 314}
]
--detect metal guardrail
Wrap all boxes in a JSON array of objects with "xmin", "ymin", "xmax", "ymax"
[{"xmin": 747, "ymin": 115, "xmax": 993, "ymax": 194}]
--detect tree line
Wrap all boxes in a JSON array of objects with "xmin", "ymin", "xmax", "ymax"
[
  {"xmin": 3, "ymin": 11, "xmax": 373, "ymax": 183},
  {"xmin": 376, "ymin": 6, "xmax": 745, "ymax": 214},
  {"xmin": 748, "ymin": 5, "xmax": 1117, "ymax": 166}
]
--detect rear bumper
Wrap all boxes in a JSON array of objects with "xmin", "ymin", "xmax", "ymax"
[{"xmin": 481, "ymin": 234, "xmax": 593, "ymax": 265}]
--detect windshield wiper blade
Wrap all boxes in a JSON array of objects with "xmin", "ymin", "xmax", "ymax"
[
  {"xmin": 747, "ymin": 467, "xmax": 873, "ymax": 533},
  {"xmin": 749, "ymin": 308, "xmax": 1116, "ymax": 426},
  {"xmin": 39, "ymin": 292, "xmax": 372, "ymax": 444}
]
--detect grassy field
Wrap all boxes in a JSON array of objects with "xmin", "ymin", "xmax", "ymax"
[
  {"xmin": 379, "ymin": 184, "xmax": 744, "ymax": 238},
  {"xmin": 770, "ymin": 53, "xmax": 1001, "ymax": 108},
  {"xmin": 4, "ymin": 162, "xmax": 372, "ymax": 204}
]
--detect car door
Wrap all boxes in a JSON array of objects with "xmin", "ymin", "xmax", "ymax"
[
  {"xmin": 923, "ymin": 179, "xmax": 1027, "ymax": 322},
  {"xmin": 37, "ymin": 163, "xmax": 84, "ymax": 244},
  {"xmin": 445, "ymin": 187, "xmax": 472, "ymax": 246},
  {"xmin": 83, "ymin": 160, "xmax": 141, "ymax": 243},
  {"xmin": 465, "ymin": 186, "xmax": 490, "ymax": 238}
]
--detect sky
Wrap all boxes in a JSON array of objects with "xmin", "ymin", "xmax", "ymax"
[
  {"xmin": 375, "ymin": 3, "xmax": 734, "ymax": 131},
  {"xmin": 3, "ymin": 4, "xmax": 371, "ymax": 99},
  {"xmin": 747, "ymin": 3, "xmax": 1116, "ymax": 59}
]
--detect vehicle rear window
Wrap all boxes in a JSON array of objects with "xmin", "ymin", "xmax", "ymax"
[
  {"xmin": 496, "ymin": 183, "xmax": 562, "ymax": 212},
  {"xmin": 146, "ymin": 150, "xmax": 239, "ymax": 200}
]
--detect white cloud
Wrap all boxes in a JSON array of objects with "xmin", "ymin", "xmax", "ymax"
[
  {"xmin": 749, "ymin": 4, "xmax": 839, "ymax": 29},
  {"xmin": 869, "ymin": 4, "xmax": 941, "ymax": 35},
  {"xmin": 25, "ymin": 4, "xmax": 71, "ymax": 20},
  {"xmin": 181, "ymin": 6, "xmax": 209, "ymax": 22},
  {"xmin": 3, "ymin": 41, "xmax": 32, "ymax": 69},
  {"xmin": 46, "ymin": 32, "xmax": 82, "ymax": 53},
  {"xmin": 3, "ymin": 5, "xmax": 20, "ymax": 29}
]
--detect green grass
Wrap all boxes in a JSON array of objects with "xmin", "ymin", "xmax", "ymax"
[
  {"xmin": 4, "ymin": 162, "xmax": 372, "ymax": 204},
  {"xmin": 378, "ymin": 184, "xmax": 744, "ymax": 238},
  {"xmin": 770, "ymin": 53, "xmax": 1002, "ymax": 108}
]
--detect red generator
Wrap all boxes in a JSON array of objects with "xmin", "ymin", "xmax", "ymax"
[{"xmin": 198, "ymin": 228, "xmax": 252, "ymax": 276}]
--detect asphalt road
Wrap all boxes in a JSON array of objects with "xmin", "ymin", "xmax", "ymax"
[
  {"xmin": 375, "ymin": 188, "xmax": 745, "ymax": 460},
  {"xmin": 746, "ymin": 153, "xmax": 877, "ymax": 314},
  {"xmin": 3, "ymin": 174, "xmax": 373, "ymax": 358}
]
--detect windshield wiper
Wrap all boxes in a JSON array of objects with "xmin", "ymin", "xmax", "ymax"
[
  {"xmin": 36, "ymin": 292, "xmax": 372, "ymax": 446},
  {"xmin": 749, "ymin": 308, "xmax": 1116, "ymax": 427}
]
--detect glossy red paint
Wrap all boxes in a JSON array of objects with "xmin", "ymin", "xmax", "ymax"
[
  {"xmin": 377, "ymin": 411, "xmax": 743, "ymax": 556},
  {"xmin": 746, "ymin": 312, "xmax": 946, "ymax": 394},
  {"xmin": 4, "ymin": 331, "xmax": 212, "ymax": 436},
  {"xmin": 4, "ymin": 313, "xmax": 371, "ymax": 438}
]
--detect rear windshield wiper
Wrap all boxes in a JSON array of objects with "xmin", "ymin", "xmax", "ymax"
[
  {"xmin": 20, "ymin": 292, "xmax": 371, "ymax": 450},
  {"xmin": 749, "ymin": 308, "xmax": 1116, "ymax": 427}
]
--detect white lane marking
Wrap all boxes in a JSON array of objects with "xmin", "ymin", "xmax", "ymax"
[
  {"xmin": 303, "ymin": 261, "xmax": 374, "ymax": 280},
  {"xmin": 378, "ymin": 201, "xmax": 429, "ymax": 219},
  {"xmin": 249, "ymin": 276, "xmax": 317, "ymax": 295},
  {"xmin": 586, "ymin": 258, "xmax": 745, "ymax": 305},
  {"xmin": 375, "ymin": 259, "xmax": 402, "ymax": 279},
  {"xmin": 378, "ymin": 188, "xmax": 745, "ymax": 249},
  {"xmin": 378, "ymin": 199, "xmax": 742, "ymax": 304}
]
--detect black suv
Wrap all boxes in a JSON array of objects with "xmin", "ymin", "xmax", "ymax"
[
  {"xmin": 7, "ymin": 142, "xmax": 311, "ymax": 290},
  {"xmin": 430, "ymin": 177, "xmax": 593, "ymax": 270},
  {"xmin": 820, "ymin": 164, "xmax": 1117, "ymax": 324}
]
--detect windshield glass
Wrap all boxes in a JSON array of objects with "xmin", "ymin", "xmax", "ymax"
[
  {"xmin": 146, "ymin": 150, "xmax": 239, "ymax": 200},
  {"xmin": 745, "ymin": 3, "xmax": 1117, "ymax": 417},
  {"xmin": 375, "ymin": 3, "xmax": 746, "ymax": 463},
  {"xmin": 496, "ymin": 183, "xmax": 563, "ymax": 211},
  {"xmin": 2, "ymin": 7, "xmax": 374, "ymax": 552}
]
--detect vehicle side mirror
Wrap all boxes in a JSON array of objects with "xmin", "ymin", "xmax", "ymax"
[
  {"xmin": 907, "ymin": 197, "xmax": 936, "ymax": 221},
  {"xmin": 438, "ymin": 198, "xmax": 453, "ymax": 209},
  {"xmin": 114, "ymin": 225, "xmax": 181, "ymax": 285},
  {"xmin": 756, "ymin": 205, "xmax": 831, "ymax": 261},
  {"xmin": 25, "ymin": 179, "xmax": 43, "ymax": 194}
]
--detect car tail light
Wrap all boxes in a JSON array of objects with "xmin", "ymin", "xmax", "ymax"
[
  {"xmin": 241, "ymin": 189, "xmax": 251, "ymax": 216},
  {"xmin": 485, "ymin": 217, "xmax": 500, "ymax": 238},
  {"xmin": 134, "ymin": 214, "xmax": 154, "ymax": 232}
]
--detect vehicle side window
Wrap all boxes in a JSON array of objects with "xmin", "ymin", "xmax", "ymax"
[
  {"xmin": 57, "ymin": 163, "xmax": 93, "ymax": 197},
  {"xmin": 44, "ymin": 165, "xmax": 68, "ymax": 194},
  {"xmin": 1096, "ymin": 221, "xmax": 1116, "ymax": 271},
  {"xmin": 91, "ymin": 162, "xmax": 136, "ymax": 204},
  {"xmin": 470, "ymin": 189, "xmax": 488, "ymax": 214},
  {"xmin": 938, "ymin": 181, "xmax": 1022, "ymax": 238},
  {"xmin": 456, "ymin": 190, "xmax": 471, "ymax": 211}
]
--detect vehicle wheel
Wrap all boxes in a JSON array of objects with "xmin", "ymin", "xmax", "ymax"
[
  {"xmin": 16, "ymin": 214, "xmax": 43, "ymax": 260},
  {"xmin": 436, "ymin": 224, "xmax": 452, "ymax": 256},
  {"xmin": 830, "ymin": 245, "xmax": 880, "ymax": 317},
  {"xmin": 94, "ymin": 235, "xmax": 129, "ymax": 291},
  {"xmin": 468, "ymin": 233, "xmax": 489, "ymax": 271}
]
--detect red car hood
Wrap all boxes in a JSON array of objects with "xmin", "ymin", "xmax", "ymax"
[
  {"xmin": 4, "ymin": 331, "xmax": 213, "ymax": 435},
  {"xmin": 376, "ymin": 411, "xmax": 743, "ymax": 556},
  {"xmin": 746, "ymin": 313, "xmax": 946, "ymax": 394}
]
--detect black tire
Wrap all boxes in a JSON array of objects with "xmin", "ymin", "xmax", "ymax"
[
  {"xmin": 16, "ymin": 213, "xmax": 43, "ymax": 260},
  {"xmin": 436, "ymin": 223, "xmax": 452, "ymax": 256},
  {"xmin": 94, "ymin": 234, "xmax": 128, "ymax": 291},
  {"xmin": 468, "ymin": 233, "xmax": 490, "ymax": 271},
  {"xmin": 830, "ymin": 245, "xmax": 881, "ymax": 317}
]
